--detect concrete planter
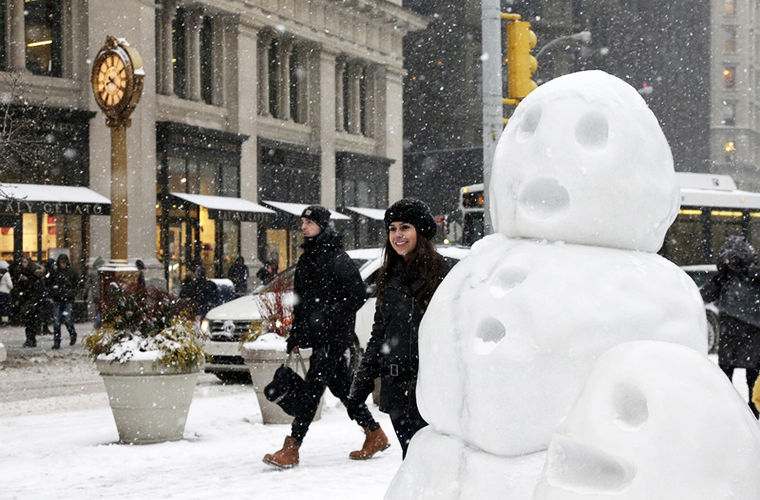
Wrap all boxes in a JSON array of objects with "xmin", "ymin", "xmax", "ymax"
[
  {"xmin": 242, "ymin": 346, "xmax": 323, "ymax": 424},
  {"xmin": 96, "ymin": 358, "xmax": 200, "ymax": 444}
]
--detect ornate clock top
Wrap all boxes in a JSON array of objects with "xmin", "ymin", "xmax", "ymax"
[{"xmin": 91, "ymin": 36, "xmax": 144, "ymax": 128}]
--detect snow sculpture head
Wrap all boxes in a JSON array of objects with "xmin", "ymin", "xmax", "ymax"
[
  {"xmin": 535, "ymin": 341, "xmax": 760, "ymax": 499},
  {"xmin": 490, "ymin": 70, "xmax": 678, "ymax": 252}
]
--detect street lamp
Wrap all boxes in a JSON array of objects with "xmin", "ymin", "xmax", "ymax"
[{"xmin": 535, "ymin": 30, "xmax": 591, "ymax": 60}]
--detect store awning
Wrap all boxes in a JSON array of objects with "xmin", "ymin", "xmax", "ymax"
[
  {"xmin": 169, "ymin": 192, "xmax": 275, "ymax": 222},
  {"xmin": 345, "ymin": 206, "xmax": 386, "ymax": 220},
  {"xmin": 0, "ymin": 183, "xmax": 111, "ymax": 215},
  {"xmin": 262, "ymin": 200, "xmax": 351, "ymax": 220}
]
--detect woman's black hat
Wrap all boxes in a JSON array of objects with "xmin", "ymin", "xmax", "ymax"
[{"xmin": 384, "ymin": 198, "xmax": 437, "ymax": 239}]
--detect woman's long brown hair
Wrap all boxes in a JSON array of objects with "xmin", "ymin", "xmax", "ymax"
[{"xmin": 376, "ymin": 233, "xmax": 446, "ymax": 309}]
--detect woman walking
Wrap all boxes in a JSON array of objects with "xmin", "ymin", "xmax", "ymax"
[{"xmin": 348, "ymin": 198, "xmax": 449, "ymax": 458}]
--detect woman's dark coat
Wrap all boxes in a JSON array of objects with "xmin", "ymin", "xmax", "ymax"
[
  {"xmin": 701, "ymin": 236, "xmax": 760, "ymax": 368},
  {"xmin": 287, "ymin": 227, "xmax": 366, "ymax": 351},
  {"xmin": 351, "ymin": 260, "xmax": 448, "ymax": 418}
]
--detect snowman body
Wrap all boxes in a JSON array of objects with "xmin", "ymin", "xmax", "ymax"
[{"xmin": 384, "ymin": 71, "xmax": 711, "ymax": 499}]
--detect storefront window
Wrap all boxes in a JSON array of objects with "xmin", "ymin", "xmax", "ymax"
[
  {"xmin": 198, "ymin": 159, "xmax": 217, "ymax": 196},
  {"xmin": 25, "ymin": 0, "xmax": 62, "ymax": 77},
  {"xmin": 167, "ymin": 157, "xmax": 186, "ymax": 192},
  {"xmin": 199, "ymin": 207, "xmax": 215, "ymax": 276},
  {"xmin": 221, "ymin": 221, "xmax": 240, "ymax": 276},
  {"xmin": 0, "ymin": 218, "xmax": 14, "ymax": 262}
]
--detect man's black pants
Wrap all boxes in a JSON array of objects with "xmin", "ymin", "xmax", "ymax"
[{"xmin": 291, "ymin": 344, "xmax": 377, "ymax": 442}]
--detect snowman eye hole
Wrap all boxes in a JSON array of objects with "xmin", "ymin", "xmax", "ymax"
[
  {"xmin": 575, "ymin": 111, "xmax": 609, "ymax": 150},
  {"xmin": 611, "ymin": 383, "xmax": 648, "ymax": 430},
  {"xmin": 516, "ymin": 105, "xmax": 542, "ymax": 142}
]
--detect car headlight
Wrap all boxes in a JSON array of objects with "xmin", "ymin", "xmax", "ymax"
[{"xmin": 200, "ymin": 318, "xmax": 210, "ymax": 335}]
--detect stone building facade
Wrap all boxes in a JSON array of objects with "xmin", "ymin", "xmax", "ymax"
[{"xmin": 0, "ymin": 0, "xmax": 424, "ymax": 291}]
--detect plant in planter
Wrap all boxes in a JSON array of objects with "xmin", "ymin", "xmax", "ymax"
[
  {"xmin": 240, "ymin": 276, "xmax": 322, "ymax": 424},
  {"xmin": 84, "ymin": 282, "xmax": 206, "ymax": 444}
]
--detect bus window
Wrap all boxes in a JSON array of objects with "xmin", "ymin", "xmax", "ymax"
[
  {"xmin": 710, "ymin": 210, "xmax": 743, "ymax": 260},
  {"xmin": 662, "ymin": 211, "xmax": 708, "ymax": 265}
]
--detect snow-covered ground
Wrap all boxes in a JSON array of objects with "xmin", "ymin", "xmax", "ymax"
[
  {"xmin": 0, "ymin": 322, "xmax": 755, "ymax": 500},
  {"xmin": 0, "ymin": 324, "xmax": 400, "ymax": 500},
  {"xmin": 0, "ymin": 388, "xmax": 399, "ymax": 500}
]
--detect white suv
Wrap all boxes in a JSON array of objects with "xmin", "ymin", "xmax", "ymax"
[{"xmin": 200, "ymin": 246, "xmax": 470, "ymax": 383}]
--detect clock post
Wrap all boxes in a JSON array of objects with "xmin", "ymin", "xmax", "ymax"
[{"xmin": 91, "ymin": 36, "xmax": 145, "ymax": 288}]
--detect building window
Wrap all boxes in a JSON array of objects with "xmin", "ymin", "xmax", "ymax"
[
  {"xmin": 724, "ymin": 67, "xmax": 736, "ymax": 88},
  {"xmin": 200, "ymin": 17, "xmax": 214, "ymax": 105},
  {"xmin": 25, "ymin": 0, "xmax": 62, "ymax": 77},
  {"xmin": 268, "ymin": 38, "xmax": 279, "ymax": 117},
  {"xmin": 722, "ymin": 100, "xmax": 736, "ymax": 126},
  {"xmin": 724, "ymin": 140, "xmax": 736, "ymax": 160},
  {"xmin": 725, "ymin": 26, "xmax": 737, "ymax": 52},
  {"xmin": 289, "ymin": 47, "xmax": 304, "ymax": 123},
  {"xmin": 172, "ymin": 7, "xmax": 187, "ymax": 98},
  {"xmin": 725, "ymin": 0, "xmax": 736, "ymax": 15}
]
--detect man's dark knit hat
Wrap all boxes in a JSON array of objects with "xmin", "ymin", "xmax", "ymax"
[
  {"xmin": 384, "ymin": 198, "xmax": 437, "ymax": 239},
  {"xmin": 301, "ymin": 205, "xmax": 331, "ymax": 230}
]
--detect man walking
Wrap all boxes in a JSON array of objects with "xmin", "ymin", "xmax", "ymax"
[
  {"xmin": 263, "ymin": 205, "xmax": 389, "ymax": 468},
  {"xmin": 49, "ymin": 254, "xmax": 79, "ymax": 349}
]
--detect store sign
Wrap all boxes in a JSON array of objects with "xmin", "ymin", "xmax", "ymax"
[
  {"xmin": 210, "ymin": 209, "xmax": 261, "ymax": 222},
  {"xmin": 0, "ymin": 200, "xmax": 110, "ymax": 215}
]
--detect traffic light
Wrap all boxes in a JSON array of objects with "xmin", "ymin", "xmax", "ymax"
[{"xmin": 507, "ymin": 20, "xmax": 538, "ymax": 99}]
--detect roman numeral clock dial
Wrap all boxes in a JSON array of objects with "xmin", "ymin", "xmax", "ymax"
[{"xmin": 91, "ymin": 35, "xmax": 144, "ymax": 127}]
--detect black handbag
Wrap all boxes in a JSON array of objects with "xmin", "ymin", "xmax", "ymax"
[{"xmin": 264, "ymin": 352, "xmax": 309, "ymax": 416}]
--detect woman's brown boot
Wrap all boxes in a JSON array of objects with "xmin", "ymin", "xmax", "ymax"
[
  {"xmin": 349, "ymin": 426, "xmax": 390, "ymax": 460},
  {"xmin": 263, "ymin": 436, "xmax": 300, "ymax": 468}
]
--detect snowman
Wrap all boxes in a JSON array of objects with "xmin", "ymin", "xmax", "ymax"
[{"xmin": 385, "ymin": 71, "xmax": 710, "ymax": 499}]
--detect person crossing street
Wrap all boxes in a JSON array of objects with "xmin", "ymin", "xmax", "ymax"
[{"xmin": 263, "ymin": 205, "xmax": 389, "ymax": 469}]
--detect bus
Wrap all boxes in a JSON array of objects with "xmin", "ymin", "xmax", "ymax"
[{"xmin": 458, "ymin": 173, "xmax": 760, "ymax": 266}]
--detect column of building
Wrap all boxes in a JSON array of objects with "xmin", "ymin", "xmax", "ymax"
[
  {"xmin": 258, "ymin": 31, "xmax": 272, "ymax": 117},
  {"xmin": 233, "ymin": 19, "xmax": 262, "ymax": 266},
  {"xmin": 335, "ymin": 58, "xmax": 346, "ymax": 131},
  {"xmin": 8, "ymin": 0, "xmax": 26, "ymax": 71},
  {"xmin": 318, "ymin": 50, "xmax": 338, "ymax": 209},
  {"xmin": 157, "ymin": 0, "xmax": 176, "ymax": 96}
]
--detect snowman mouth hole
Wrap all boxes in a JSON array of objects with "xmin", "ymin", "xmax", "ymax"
[
  {"xmin": 544, "ymin": 435, "xmax": 636, "ymax": 494},
  {"xmin": 517, "ymin": 177, "xmax": 570, "ymax": 220}
]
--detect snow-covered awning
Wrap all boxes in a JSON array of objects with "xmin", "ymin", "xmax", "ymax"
[
  {"xmin": 0, "ymin": 183, "xmax": 110, "ymax": 215},
  {"xmin": 169, "ymin": 192, "xmax": 275, "ymax": 222},
  {"xmin": 262, "ymin": 200, "xmax": 351, "ymax": 220},
  {"xmin": 345, "ymin": 206, "xmax": 386, "ymax": 221}
]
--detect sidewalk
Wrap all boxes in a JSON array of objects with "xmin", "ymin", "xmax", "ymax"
[{"xmin": 0, "ymin": 320, "xmax": 94, "ymax": 367}]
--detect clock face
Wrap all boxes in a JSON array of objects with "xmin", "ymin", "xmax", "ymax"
[{"xmin": 95, "ymin": 54, "xmax": 128, "ymax": 108}]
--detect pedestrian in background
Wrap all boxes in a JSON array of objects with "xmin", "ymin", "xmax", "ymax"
[
  {"xmin": 349, "ymin": 198, "xmax": 448, "ymax": 458},
  {"xmin": 701, "ymin": 235, "xmax": 760, "ymax": 418},
  {"xmin": 0, "ymin": 260, "xmax": 13, "ymax": 325},
  {"xmin": 39, "ymin": 258, "xmax": 55, "ymax": 335},
  {"xmin": 228, "ymin": 256, "xmax": 249, "ymax": 296},
  {"xmin": 15, "ymin": 256, "xmax": 43, "ymax": 348},
  {"xmin": 256, "ymin": 259, "xmax": 278, "ymax": 286},
  {"xmin": 263, "ymin": 205, "xmax": 383, "ymax": 469},
  {"xmin": 135, "ymin": 259, "xmax": 146, "ymax": 287},
  {"xmin": 49, "ymin": 254, "xmax": 79, "ymax": 349}
]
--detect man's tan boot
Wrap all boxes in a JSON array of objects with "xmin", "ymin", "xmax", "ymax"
[
  {"xmin": 263, "ymin": 436, "xmax": 300, "ymax": 468},
  {"xmin": 349, "ymin": 426, "xmax": 390, "ymax": 460}
]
